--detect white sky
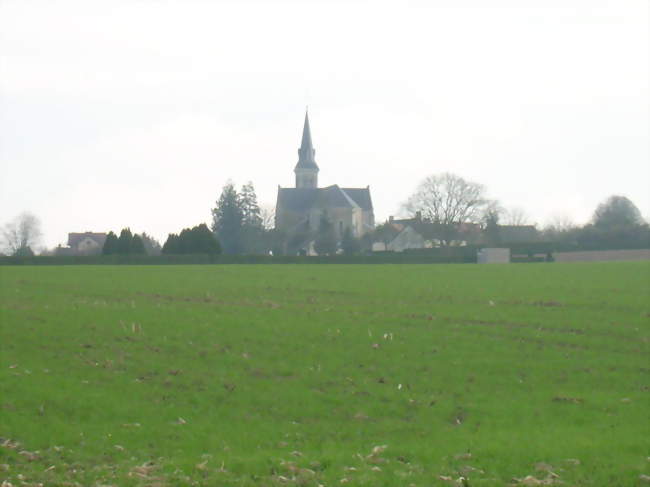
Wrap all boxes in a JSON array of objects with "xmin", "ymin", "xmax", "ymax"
[{"xmin": 1, "ymin": 0, "xmax": 648, "ymax": 248}]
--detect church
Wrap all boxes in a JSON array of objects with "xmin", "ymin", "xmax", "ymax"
[{"xmin": 275, "ymin": 112, "xmax": 375, "ymax": 253}]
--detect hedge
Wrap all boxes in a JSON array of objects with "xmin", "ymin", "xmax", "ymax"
[{"xmin": 0, "ymin": 251, "xmax": 476, "ymax": 266}]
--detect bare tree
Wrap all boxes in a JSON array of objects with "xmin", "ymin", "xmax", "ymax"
[
  {"xmin": 503, "ymin": 207, "xmax": 530, "ymax": 226},
  {"xmin": 481, "ymin": 200, "xmax": 504, "ymax": 245},
  {"xmin": 481, "ymin": 200, "xmax": 505, "ymax": 224},
  {"xmin": 404, "ymin": 173, "xmax": 488, "ymax": 223},
  {"xmin": 541, "ymin": 213, "xmax": 578, "ymax": 243},
  {"xmin": 260, "ymin": 205, "xmax": 276, "ymax": 230},
  {"xmin": 544, "ymin": 213, "xmax": 576, "ymax": 233},
  {"xmin": 403, "ymin": 173, "xmax": 489, "ymax": 246},
  {"xmin": 2, "ymin": 212, "xmax": 42, "ymax": 255}
]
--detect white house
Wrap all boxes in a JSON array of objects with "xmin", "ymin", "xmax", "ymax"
[{"xmin": 65, "ymin": 232, "xmax": 107, "ymax": 255}]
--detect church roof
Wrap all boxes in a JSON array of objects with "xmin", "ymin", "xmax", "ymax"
[
  {"xmin": 294, "ymin": 111, "xmax": 319, "ymax": 170},
  {"xmin": 316, "ymin": 185, "xmax": 359, "ymax": 209},
  {"xmin": 277, "ymin": 185, "xmax": 373, "ymax": 212},
  {"xmin": 340, "ymin": 188, "xmax": 373, "ymax": 211}
]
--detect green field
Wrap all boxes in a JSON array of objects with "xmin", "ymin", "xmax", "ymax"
[{"xmin": 1, "ymin": 263, "xmax": 649, "ymax": 486}]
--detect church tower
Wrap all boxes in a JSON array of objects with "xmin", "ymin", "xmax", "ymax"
[{"xmin": 294, "ymin": 111, "xmax": 319, "ymax": 189}]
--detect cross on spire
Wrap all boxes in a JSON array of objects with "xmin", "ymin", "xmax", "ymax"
[{"xmin": 296, "ymin": 110, "xmax": 318, "ymax": 170}]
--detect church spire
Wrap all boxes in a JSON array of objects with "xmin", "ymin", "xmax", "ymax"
[
  {"xmin": 294, "ymin": 110, "xmax": 319, "ymax": 188},
  {"xmin": 296, "ymin": 110, "xmax": 318, "ymax": 170}
]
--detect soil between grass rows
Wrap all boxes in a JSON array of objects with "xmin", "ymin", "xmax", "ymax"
[{"xmin": 1, "ymin": 262, "xmax": 648, "ymax": 486}]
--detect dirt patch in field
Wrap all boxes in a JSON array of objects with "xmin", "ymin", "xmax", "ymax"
[
  {"xmin": 552, "ymin": 396, "xmax": 584, "ymax": 404},
  {"xmin": 402, "ymin": 313, "xmax": 641, "ymax": 345},
  {"xmin": 442, "ymin": 325, "xmax": 646, "ymax": 355},
  {"xmin": 133, "ymin": 291, "xmax": 283, "ymax": 310}
]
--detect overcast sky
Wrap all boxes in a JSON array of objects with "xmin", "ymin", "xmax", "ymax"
[{"xmin": 1, "ymin": 0, "xmax": 648, "ymax": 249}]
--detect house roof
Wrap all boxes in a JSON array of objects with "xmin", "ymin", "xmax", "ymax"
[
  {"xmin": 386, "ymin": 219, "xmax": 481, "ymax": 241},
  {"xmin": 385, "ymin": 219, "xmax": 539, "ymax": 244},
  {"xmin": 68, "ymin": 232, "xmax": 107, "ymax": 247},
  {"xmin": 390, "ymin": 225, "xmax": 427, "ymax": 244},
  {"xmin": 295, "ymin": 111, "xmax": 319, "ymax": 171},
  {"xmin": 277, "ymin": 185, "xmax": 373, "ymax": 212}
]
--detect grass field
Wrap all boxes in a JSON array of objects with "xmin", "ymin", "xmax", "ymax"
[{"xmin": 1, "ymin": 263, "xmax": 649, "ymax": 486}]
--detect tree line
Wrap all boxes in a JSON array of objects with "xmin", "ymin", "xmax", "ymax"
[
  {"xmin": 162, "ymin": 224, "xmax": 220, "ymax": 254},
  {"xmin": 161, "ymin": 180, "xmax": 365, "ymax": 257},
  {"xmin": 160, "ymin": 181, "xmax": 273, "ymax": 255},
  {"xmin": 397, "ymin": 173, "xmax": 649, "ymax": 250},
  {"xmin": 102, "ymin": 229, "xmax": 161, "ymax": 255},
  {"xmin": 2, "ymin": 174, "xmax": 648, "ymax": 257},
  {"xmin": 540, "ymin": 195, "xmax": 649, "ymax": 250}
]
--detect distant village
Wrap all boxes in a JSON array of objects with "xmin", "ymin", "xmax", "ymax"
[{"xmin": 4, "ymin": 112, "xmax": 648, "ymax": 262}]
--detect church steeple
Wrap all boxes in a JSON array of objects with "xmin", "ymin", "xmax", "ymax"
[{"xmin": 294, "ymin": 110, "xmax": 319, "ymax": 188}]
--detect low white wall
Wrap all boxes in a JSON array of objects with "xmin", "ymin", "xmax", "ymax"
[
  {"xmin": 477, "ymin": 248, "xmax": 510, "ymax": 264},
  {"xmin": 554, "ymin": 249, "xmax": 650, "ymax": 262}
]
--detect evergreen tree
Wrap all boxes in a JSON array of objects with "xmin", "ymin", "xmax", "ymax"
[
  {"xmin": 240, "ymin": 181, "xmax": 262, "ymax": 229},
  {"xmin": 239, "ymin": 182, "xmax": 266, "ymax": 254},
  {"xmin": 175, "ymin": 228, "xmax": 190, "ymax": 253},
  {"xmin": 314, "ymin": 212, "xmax": 338, "ymax": 256},
  {"xmin": 162, "ymin": 233, "xmax": 180, "ymax": 254},
  {"xmin": 161, "ymin": 225, "xmax": 221, "ymax": 255},
  {"xmin": 210, "ymin": 181, "xmax": 272, "ymax": 255},
  {"xmin": 139, "ymin": 232, "xmax": 162, "ymax": 255},
  {"xmin": 593, "ymin": 195, "xmax": 643, "ymax": 229},
  {"xmin": 117, "ymin": 228, "xmax": 133, "ymax": 254},
  {"xmin": 576, "ymin": 196, "xmax": 650, "ymax": 250},
  {"xmin": 102, "ymin": 231, "xmax": 119, "ymax": 255},
  {"xmin": 341, "ymin": 227, "xmax": 361, "ymax": 255},
  {"xmin": 192, "ymin": 223, "xmax": 221, "ymax": 254},
  {"xmin": 211, "ymin": 182, "xmax": 244, "ymax": 254},
  {"xmin": 131, "ymin": 234, "xmax": 146, "ymax": 254},
  {"xmin": 483, "ymin": 211, "xmax": 501, "ymax": 246}
]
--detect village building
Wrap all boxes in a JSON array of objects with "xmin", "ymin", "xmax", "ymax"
[
  {"xmin": 372, "ymin": 213, "xmax": 537, "ymax": 252},
  {"xmin": 275, "ymin": 112, "xmax": 374, "ymax": 253},
  {"xmin": 372, "ymin": 213, "xmax": 482, "ymax": 251},
  {"xmin": 56, "ymin": 232, "xmax": 107, "ymax": 256}
]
